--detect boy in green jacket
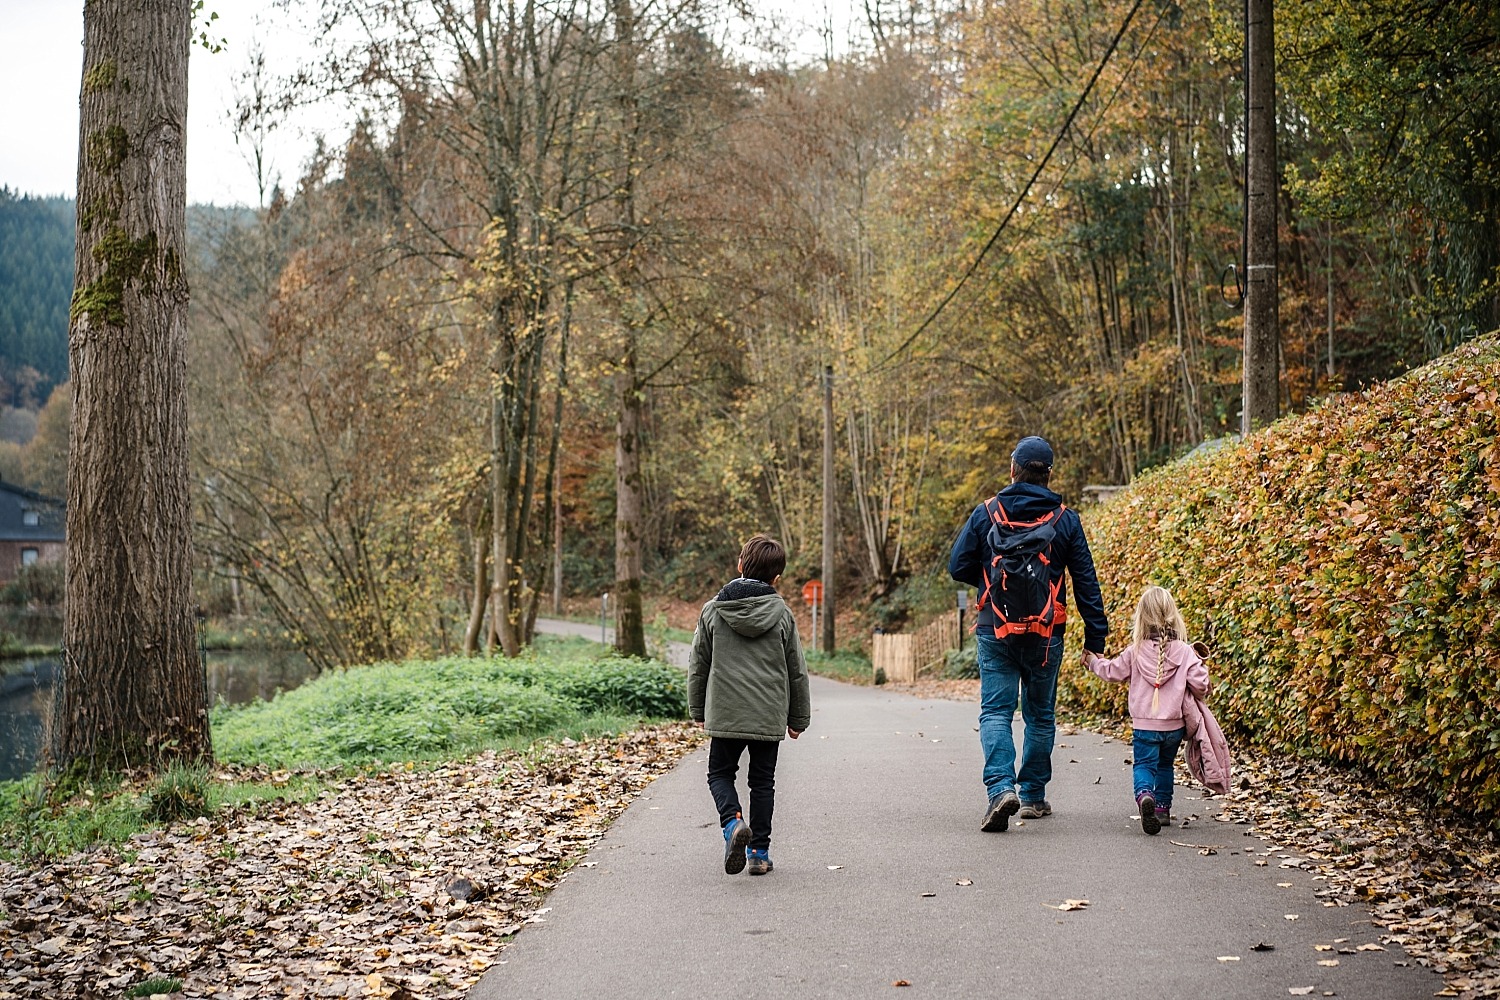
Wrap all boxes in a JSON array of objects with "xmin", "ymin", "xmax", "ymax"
[{"xmin": 689, "ymin": 534, "xmax": 812, "ymax": 876}]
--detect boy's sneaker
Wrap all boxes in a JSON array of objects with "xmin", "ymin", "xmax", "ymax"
[
  {"xmin": 1017, "ymin": 800, "xmax": 1052, "ymax": 819},
  {"xmin": 746, "ymin": 848, "xmax": 773, "ymax": 876},
  {"xmin": 981, "ymin": 790, "xmax": 1020, "ymax": 832},
  {"xmin": 1155, "ymin": 806, "xmax": 1171, "ymax": 827},
  {"xmin": 723, "ymin": 816, "xmax": 750, "ymax": 874},
  {"xmin": 1137, "ymin": 793, "xmax": 1161, "ymax": 835}
]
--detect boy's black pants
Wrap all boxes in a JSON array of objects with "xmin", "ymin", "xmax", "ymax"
[{"xmin": 707, "ymin": 736, "xmax": 779, "ymax": 852}]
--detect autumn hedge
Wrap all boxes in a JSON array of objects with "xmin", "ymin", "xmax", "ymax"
[{"xmin": 1061, "ymin": 335, "xmax": 1500, "ymax": 825}]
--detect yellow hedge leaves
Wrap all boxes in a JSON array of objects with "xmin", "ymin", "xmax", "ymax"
[{"xmin": 1064, "ymin": 335, "xmax": 1500, "ymax": 825}]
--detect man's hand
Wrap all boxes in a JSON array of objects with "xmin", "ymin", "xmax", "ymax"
[
  {"xmin": 787, "ymin": 728, "xmax": 802, "ymax": 739},
  {"xmin": 693, "ymin": 720, "xmax": 704, "ymax": 729}
]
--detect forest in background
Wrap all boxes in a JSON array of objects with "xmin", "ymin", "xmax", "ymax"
[{"xmin": 2, "ymin": 0, "xmax": 1496, "ymax": 669}]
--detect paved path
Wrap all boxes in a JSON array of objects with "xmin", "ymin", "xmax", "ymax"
[
  {"xmin": 470, "ymin": 671, "xmax": 1443, "ymax": 1000},
  {"xmin": 532, "ymin": 616, "xmax": 690, "ymax": 667}
]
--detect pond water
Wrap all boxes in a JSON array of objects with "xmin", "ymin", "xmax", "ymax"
[{"xmin": 0, "ymin": 648, "xmax": 315, "ymax": 782}]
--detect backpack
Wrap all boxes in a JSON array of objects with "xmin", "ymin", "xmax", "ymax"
[{"xmin": 978, "ymin": 497, "xmax": 1067, "ymax": 639}]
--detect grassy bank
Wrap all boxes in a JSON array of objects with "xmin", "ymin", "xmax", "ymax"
[{"xmin": 0, "ymin": 636, "xmax": 687, "ymax": 860}]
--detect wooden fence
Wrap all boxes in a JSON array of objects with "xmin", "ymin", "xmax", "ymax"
[{"xmin": 871, "ymin": 610, "xmax": 963, "ymax": 683}]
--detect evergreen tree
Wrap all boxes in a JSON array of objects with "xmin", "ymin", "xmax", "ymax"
[{"xmin": 0, "ymin": 188, "xmax": 73, "ymax": 392}]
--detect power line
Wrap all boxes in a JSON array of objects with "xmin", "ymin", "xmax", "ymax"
[{"xmin": 874, "ymin": 0, "xmax": 1150, "ymax": 371}]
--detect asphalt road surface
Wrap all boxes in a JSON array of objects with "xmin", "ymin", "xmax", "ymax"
[{"xmin": 469, "ymin": 670, "xmax": 1442, "ymax": 1000}]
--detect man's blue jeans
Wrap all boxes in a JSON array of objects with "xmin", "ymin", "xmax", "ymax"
[
  {"xmin": 977, "ymin": 632, "xmax": 1064, "ymax": 803},
  {"xmin": 1132, "ymin": 727, "xmax": 1185, "ymax": 809}
]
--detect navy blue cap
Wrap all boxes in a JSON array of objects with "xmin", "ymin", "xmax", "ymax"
[{"xmin": 1011, "ymin": 435, "xmax": 1054, "ymax": 469}]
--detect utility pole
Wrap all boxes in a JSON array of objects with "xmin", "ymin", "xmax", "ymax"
[
  {"xmin": 1326, "ymin": 224, "xmax": 1336, "ymax": 382},
  {"xmin": 1242, "ymin": 0, "xmax": 1280, "ymax": 434},
  {"xmin": 821, "ymin": 365, "xmax": 836, "ymax": 656}
]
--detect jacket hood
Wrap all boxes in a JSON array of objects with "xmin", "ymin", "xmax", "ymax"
[
  {"xmin": 711, "ymin": 581, "xmax": 784, "ymax": 639},
  {"xmin": 996, "ymin": 482, "xmax": 1065, "ymax": 519}
]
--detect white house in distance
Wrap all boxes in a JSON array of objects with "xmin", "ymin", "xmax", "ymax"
[{"xmin": 0, "ymin": 480, "xmax": 64, "ymax": 586}]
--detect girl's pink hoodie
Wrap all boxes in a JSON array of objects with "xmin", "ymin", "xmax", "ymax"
[{"xmin": 1088, "ymin": 638, "xmax": 1209, "ymax": 731}]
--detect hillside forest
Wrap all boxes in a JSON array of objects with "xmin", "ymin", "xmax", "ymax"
[{"xmin": 2, "ymin": 0, "xmax": 1497, "ymax": 670}]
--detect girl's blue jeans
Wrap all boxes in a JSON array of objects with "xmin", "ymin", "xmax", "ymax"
[{"xmin": 1132, "ymin": 727, "xmax": 1185, "ymax": 808}]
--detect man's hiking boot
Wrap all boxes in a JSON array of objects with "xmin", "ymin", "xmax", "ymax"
[
  {"xmin": 1155, "ymin": 806, "xmax": 1171, "ymax": 827},
  {"xmin": 723, "ymin": 815, "xmax": 750, "ymax": 874},
  {"xmin": 746, "ymin": 848, "xmax": 773, "ymax": 875},
  {"xmin": 981, "ymin": 790, "xmax": 1020, "ymax": 832},
  {"xmin": 1137, "ymin": 793, "xmax": 1161, "ymax": 835},
  {"xmin": 1017, "ymin": 800, "xmax": 1052, "ymax": 819}
]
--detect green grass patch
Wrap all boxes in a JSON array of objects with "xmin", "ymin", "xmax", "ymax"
[
  {"xmin": 211, "ymin": 640, "xmax": 687, "ymax": 768},
  {"xmin": 805, "ymin": 647, "xmax": 874, "ymax": 685}
]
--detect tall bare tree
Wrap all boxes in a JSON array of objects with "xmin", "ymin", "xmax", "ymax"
[{"xmin": 52, "ymin": 0, "xmax": 209, "ymax": 771}]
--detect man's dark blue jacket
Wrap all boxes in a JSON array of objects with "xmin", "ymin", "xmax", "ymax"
[{"xmin": 948, "ymin": 482, "xmax": 1109, "ymax": 653}]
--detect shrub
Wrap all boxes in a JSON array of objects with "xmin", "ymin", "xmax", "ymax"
[
  {"xmin": 0, "ymin": 563, "xmax": 64, "ymax": 607},
  {"xmin": 943, "ymin": 643, "xmax": 978, "ymax": 680},
  {"xmin": 546, "ymin": 658, "xmax": 688, "ymax": 717},
  {"xmin": 1062, "ymin": 335, "xmax": 1500, "ymax": 825}
]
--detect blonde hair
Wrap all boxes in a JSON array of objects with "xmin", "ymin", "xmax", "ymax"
[
  {"xmin": 1133, "ymin": 585, "xmax": 1189, "ymax": 715},
  {"xmin": 1131, "ymin": 585, "xmax": 1190, "ymax": 647}
]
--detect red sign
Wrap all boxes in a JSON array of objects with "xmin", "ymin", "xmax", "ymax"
[{"xmin": 801, "ymin": 580, "xmax": 823, "ymax": 606}]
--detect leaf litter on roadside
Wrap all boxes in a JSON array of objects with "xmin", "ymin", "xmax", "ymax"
[{"xmin": 0, "ymin": 723, "xmax": 702, "ymax": 999}]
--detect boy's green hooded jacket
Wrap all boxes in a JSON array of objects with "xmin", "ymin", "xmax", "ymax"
[{"xmin": 688, "ymin": 579, "xmax": 811, "ymax": 740}]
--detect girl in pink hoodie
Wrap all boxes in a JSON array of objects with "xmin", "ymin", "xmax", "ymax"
[{"xmin": 1085, "ymin": 585, "xmax": 1210, "ymax": 835}]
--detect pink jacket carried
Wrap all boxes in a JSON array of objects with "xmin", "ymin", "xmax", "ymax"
[
  {"xmin": 1087, "ymin": 638, "xmax": 1209, "ymax": 732},
  {"xmin": 1182, "ymin": 691, "xmax": 1232, "ymax": 795}
]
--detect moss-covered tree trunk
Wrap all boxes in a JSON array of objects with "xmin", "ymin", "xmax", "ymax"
[{"xmin": 52, "ymin": 0, "xmax": 209, "ymax": 772}]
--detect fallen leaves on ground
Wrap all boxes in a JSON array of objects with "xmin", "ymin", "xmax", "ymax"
[
  {"xmin": 898, "ymin": 680, "xmax": 1500, "ymax": 1000},
  {"xmin": 0, "ymin": 723, "xmax": 702, "ymax": 999},
  {"xmin": 1217, "ymin": 749, "xmax": 1500, "ymax": 999}
]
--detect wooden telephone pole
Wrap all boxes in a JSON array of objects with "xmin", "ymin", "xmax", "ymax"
[
  {"xmin": 1242, "ymin": 0, "xmax": 1280, "ymax": 434},
  {"xmin": 821, "ymin": 365, "xmax": 835, "ymax": 655}
]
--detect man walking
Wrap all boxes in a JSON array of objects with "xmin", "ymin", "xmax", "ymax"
[{"xmin": 949, "ymin": 436, "xmax": 1109, "ymax": 831}]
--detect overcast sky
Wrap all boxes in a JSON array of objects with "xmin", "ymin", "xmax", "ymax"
[{"xmin": 1, "ymin": 0, "xmax": 858, "ymax": 208}]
